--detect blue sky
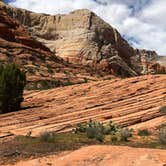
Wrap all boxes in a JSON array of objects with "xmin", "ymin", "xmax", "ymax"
[
  {"xmin": 4, "ymin": 0, "xmax": 12, "ymax": 3},
  {"xmin": 7, "ymin": 0, "xmax": 166, "ymax": 55}
]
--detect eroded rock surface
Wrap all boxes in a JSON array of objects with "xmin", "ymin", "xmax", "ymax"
[
  {"xmin": 1, "ymin": 2, "xmax": 166, "ymax": 76},
  {"xmin": 0, "ymin": 4, "xmax": 109, "ymax": 89},
  {"xmin": 158, "ymin": 56, "xmax": 166, "ymax": 67},
  {"xmin": 0, "ymin": 75, "xmax": 165, "ymax": 137},
  {"xmin": 134, "ymin": 49, "xmax": 166, "ymax": 74},
  {"xmin": 8, "ymin": 145, "xmax": 166, "ymax": 166},
  {"xmin": 0, "ymin": 2, "xmax": 139, "ymax": 76}
]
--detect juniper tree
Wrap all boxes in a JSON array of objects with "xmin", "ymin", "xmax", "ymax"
[{"xmin": 0, "ymin": 63, "xmax": 26, "ymax": 114}]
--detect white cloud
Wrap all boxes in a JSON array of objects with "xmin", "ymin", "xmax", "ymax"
[
  {"xmin": 141, "ymin": 0, "xmax": 166, "ymax": 27},
  {"xmin": 9, "ymin": 0, "xmax": 166, "ymax": 55}
]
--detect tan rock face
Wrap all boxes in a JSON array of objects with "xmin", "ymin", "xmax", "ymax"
[
  {"xmin": 0, "ymin": 75, "xmax": 165, "ymax": 137},
  {"xmin": 157, "ymin": 56, "xmax": 166, "ymax": 67},
  {"xmin": 0, "ymin": 2, "xmax": 139, "ymax": 76},
  {"xmin": 134, "ymin": 49, "xmax": 166, "ymax": 74},
  {"xmin": 0, "ymin": 4, "xmax": 110, "ymax": 89},
  {"xmin": 135, "ymin": 49, "xmax": 158, "ymax": 61},
  {"xmin": 0, "ymin": 2, "xmax": 164, "ymax": 78},
  {"xmin": 0, "ymin": 8, "xmax": 57, "ymax": 82}
]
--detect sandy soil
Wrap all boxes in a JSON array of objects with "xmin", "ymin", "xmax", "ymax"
[{"xmin": 7, "ymin": 145, "xmax": 166, "ymax": 166}]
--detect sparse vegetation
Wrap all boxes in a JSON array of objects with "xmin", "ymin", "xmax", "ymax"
[
  {"xmin": 25, "ymin": 78, "xmax": 88, "ymax": 90},
  {"xmin": 27, "ymin": 67, "xmax": 35, "ymax": 74},
  {"xmin": 0, "ymin": 132, "xmax": 98, "ymax": 165},
  {"xmin": 39, "ymin": 131, "xmax": 54, "ymax": 142},
  {"xmin": 158, "ymin": 106, "xmax": 166, "ymax": 144},
  {"xmin": 1, "ymin": 128, "xmax": 166, "ymax": 165},
  {"xmin": 75, "ymin": 119, "xmax": 133, "ymax": 142},
  {"xmin": 86, "ymin": 121, "xmax": 104, "ymax": 141},
  {"xmin": 64, "ymin": 70, "xmax": 71, "ymax": 75},
  {"xmin": 25, "ymin": 80, "xmax": 62, "ymax": 90},
  {"xmin": 47, "ymin": 65, "xmax": 54, "ymax": 74},
  {"xmin": 76, "ymin": 119, "xmax": 105, "ymax": 142},
  {"xmin": 0, "ymin": 63, "xmax": 26, "ymax": 114},
  {"xmin": 160, "ymin": 105, "xmax": 166, "ymax": 115},
  {"xmin": 117, "ymin": 128, "xmax": 133, "ymax": 141},
  {"xmin": 110, "ymin": 135, "xmax": 118, "ymax": 142},
  {"xmin": 103, "ymin": 120, "xmax": 118, "ymax": 135},
  {"xmin": 138, "ymin": 129, "xmax": 151, "ymax": 136},
  {"xmin": 158, "ymin": 127, "xmax": 166, "ymax": 144}
]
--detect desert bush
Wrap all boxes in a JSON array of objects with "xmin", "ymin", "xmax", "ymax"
[
  {"xmin": 75, "ymin": 123, "xmax": 87, "ymax": 133},
  {"xmin": 86, "ymin": 127, "xmax": 103, "ymax": 140},
  {"xmin": 159, "ymin": 123, "xmax": 166, "ymax": 129},
  {"xmin": 75, "ymin": 119, "xmax": 133, "ymax": 142},
  {"xmin": 75, "ymin": 119, "xmax": 105, "ymax": 142},
  {"xmin": 27, "ymin": 67, "xmax": 35, "ymax": 74},
  {"xmin": 0, "ymin": 63, "xmax": 26, "ymax": 114},
  {"xmin": 85, "ymin": 119, "xmax": 105, "ymax": 142},
  {"xmin": 158, "ymin": 127, "xmax": 166, "ymax": 144},
  {"xmin": 75, "ymin": 120, "xmax": 133, "ymax": 142},
  {"xmin": 117, "ymin": 128, "xmax": 133, "ymax": 141},
  {"xmin": 160, "ymin": 106, "xmax": 166, "ymax": 115},
  {"xmin": 47, "ymin": 65, "xmax": 54, "ymax": 74},
  {"xmin": 76, "ymin": 120, "xmax": 117, "ymax": 134},
  {"xmin": 40, "ymin": 131, "xmax": 54, "ymax": 142},
  {"xmin": 63, "ymin": 71, "xmax": 71, "ymax": 75},
  {"xmin": 95, "ymin": 132, "xmax": 105, "ymax": 142},
  {"xmin": 138, "ymin": 129, "xmax": 150, "ymax": 136},
  {"xmin": 103, "ymin": 120, "xmax": 118, "ymax": 135},
  {"xmin": 111, "ymin": 135, "xmax": 118, "ymax": 142},
  {"xmin": 26, "ymin": 80, "xmax": 62, "ymax": 90}
]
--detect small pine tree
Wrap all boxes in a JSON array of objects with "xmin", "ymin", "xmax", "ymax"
[{"xmin": 0, "ymin": 63, "xmax": 26, "ymax": 114}]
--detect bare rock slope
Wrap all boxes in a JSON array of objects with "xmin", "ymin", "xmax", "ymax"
[
  {"xmin": 0, "ymin": 4, "xmax": 107, "ymax": 89},
  {"xmin": 158, "ymin": 56, "xmax": 166, "ymax": 67},
  {"xmin": 135, "ymin": 49, "xmax": 166, "ymax": 74},
  {"xmin": 0, "ymin": 75, "xmax": 165, "ymax": 138},
  {"xmin": 0, "ymin": 2, "xmax": 139, "ymax": 76},
  {"xmin": 0, "ymin": 8, "xmax": 56, "ymax": 80},
  {"xmin": 10, "ymin": 145, "xmax": 166, "ymax": 166}
]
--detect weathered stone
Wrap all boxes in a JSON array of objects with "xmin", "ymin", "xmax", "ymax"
[
  {"xmin": 157, "ymin": 56, "xmax": 166, "ymax": 67},
  {"xmin": 134, "ymin": 49, "xmax": 166, "ymax": 74},
  {"xmin": 0, "ymin": 2, "xmax": 139, "ymax": 76},
  {"xmin": 0, "ymin": 2, "xmax": 165, "ymax": 76},
  {"xmin": 0, "ymin": 75, "xmax": 165, "ymax": 137},
  {"xmin": 0, "ymin": 5, "xmax": 105, "ymax": 88}
]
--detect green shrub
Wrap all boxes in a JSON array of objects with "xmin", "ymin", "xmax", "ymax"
[
  {"xmin": 75, "ymin": 120, "xmax": 133, "ymax": 142},
  {"xmin": 138, "ymin": 129, "xmax": 150, "ymax": 136},
  {"xmin": 76, "ymin": 119, "xmax": 105, "ymax": 142},
  {"xmin": 103, "ymin": 120, "xmax": 118, "ymax": 135},
  {"xmin": 158, "ymin": 127, "xmax": 166, "ymax": 144},
  {"xmin": 27, "ymin": 67, "xmax": 35, "ymax": 74},
  {"xmin": 85, "ymin": 119, "xmax": 105, "ymax": 142},
  {"xmin": 40, "ymin": 131, "xmax": 54, "ymax": 142},
  {"xmin": 95, "ymin": 132, "xmax": 105, "ymax": 142},
  {"xmin": 117, "ymin": 128, "xmax": 133, "ymax": 141},
  {"xmin": 47, "ymin": 65, "xmax": 54, "ymax": 74},
  {"xmin": 0, "ymin": 63, "xmax": 26, "ymax": 114},
  {"xmin": 160, "ymin": 106, "xmax": 166, "ymax": 115},
  {"xmin": 111, "ymin": 135, "xmax": 118, "ymax": 142},
  {"xmin": 75, "ymin": 123, "xmax": 87, "ymax": 133},
  {"xmin": 159, "ymin": 123, "xmax": 166, "ymax": 129},
  {"xmin": 86, "ymin": 127, "xmax": 99, "ymax": 139}
]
